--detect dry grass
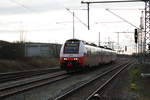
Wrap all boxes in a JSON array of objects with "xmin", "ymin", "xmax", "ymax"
[
  {"xmin": 104, "ymin": 63, "xmax": 150, "ymax": 100},
  {"xmin": 128, "ymin": 64, "xmax": 150, "ymax": 100},
  {"xmin": 0, "ymin": 57, "xmax": 60, "ymax": 73}
]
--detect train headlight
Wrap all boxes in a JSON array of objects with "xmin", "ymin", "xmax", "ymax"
[
  {"xmin": 64, "ymin": 58, "xmax": 67, "ymax": 60},
  {"xmin": 74, "ymin": 58, "xmax": 78, "ymax": 60}
]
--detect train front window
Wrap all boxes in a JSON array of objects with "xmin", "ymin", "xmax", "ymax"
[{"xmin": 64, "ymin": 42, "xmax": 79, "ymax": 54}]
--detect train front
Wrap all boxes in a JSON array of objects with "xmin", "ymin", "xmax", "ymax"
[{"xmin": 60, "ymin": 39, "xmax": 85, "ymax": 71}]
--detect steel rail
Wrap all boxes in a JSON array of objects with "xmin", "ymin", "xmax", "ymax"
[
  {"xmin": 0, "ymin": 67, "xmax": 60, "ymax": 83},
  {"xmin": 0, "ymin": 71, "xmax": 69, "ymax": 98},
  {"xmin": 86, "ymin": 62, "xmax": 134, "ymax": 100},
  {"xmin": 0, "ymin": 67, "xmax": 59, "ymax": 76},
  {"xmin": 54, "ymin": 60, "xmax": 132, "ymax": 100}
]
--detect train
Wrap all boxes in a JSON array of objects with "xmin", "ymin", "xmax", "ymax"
[{"xmin": 60, "ymin": 39, "xmax": 117, "ymax": 71}]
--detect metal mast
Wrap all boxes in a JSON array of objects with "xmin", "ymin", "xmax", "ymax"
[
  {"xmin": 145, "ymin": 0, "xmax": 150, "ymax": 51},
  {"xmin": 81, "ymin": 0, "xmax": 149, "ymax": 52}
]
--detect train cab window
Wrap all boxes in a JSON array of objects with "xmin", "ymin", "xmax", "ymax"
[{"xmin": 64, "ymin": 41, "xmax": 79, "ymax": 54}]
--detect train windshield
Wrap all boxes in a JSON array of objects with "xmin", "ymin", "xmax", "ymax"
[{"xmin": 64, "ymin": 41, "xmax": 79, "ymax": 54}]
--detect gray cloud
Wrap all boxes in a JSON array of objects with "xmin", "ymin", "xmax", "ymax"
[
  {"xmin": 0, "ymin": 0, "xmax": 144, "ymax": 15},
  {"xmin": 0, "ymin": 0, "xmax": 84, "ymax": 15}
]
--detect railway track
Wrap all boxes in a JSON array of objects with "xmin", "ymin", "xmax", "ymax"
[
  {"xmin": 0, "ymin": 67, "xmax": 60, "ymax": 83},
  {"xmin": 0, "ymin": 61, "xmax": 119, "ymax": 99},
  {"xmin": 54, "ymin": 61, "xmax": 134, "ymax": 100},
  {"xmin": 87, "ymin": 62, "xmax": 134, "ymax": 100},
  {"xmin": 0, "ymin": 70, "xmax": 70, "ymax": 99}
]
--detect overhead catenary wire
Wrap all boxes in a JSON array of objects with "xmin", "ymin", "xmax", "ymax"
[
  {"xmin": 65, "ymin": 8, "xmax": 88, "ymax": 29},
  {"xmin": 95, "ymin": 21, "xmax": 124, "ymax": 24},
  {"xmin": 9, "ymin": 0, "xmax": 34, "ymax": 12},
  {"xmin": 81, "ymin": 0, "xmax": 145, "ymax": 4},
  {"xmin": 81, "ymin": 0, "xmax": 144, "ymax": 30},
  {"xmin": 106, "ymin": 8, "xmax": 144, "ymax": 10},
  {"xmin": 105, "ymin": 9, "xmax": 139, "ymax": 29}
]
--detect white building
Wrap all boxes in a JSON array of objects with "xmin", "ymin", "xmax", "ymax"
[{"xmin": 25, "ymin": 43, "xmax": 61, "ymax": 58}]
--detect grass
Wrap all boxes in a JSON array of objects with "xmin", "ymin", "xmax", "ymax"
[
  {"xmin": 129, "ymin": 66, "xmax": 141, "ymax": 83},
  {"xmin": 128, "ymin": 64, "xmax": 150, "ymax": 100},
  {"xmin": 0, "ymin": 57, "xmax": 60, "ymax": 73}
]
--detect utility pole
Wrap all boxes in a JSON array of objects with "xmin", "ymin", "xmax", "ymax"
[
  {"xmin": 99, "ymin": 32, "xmax": 100, "ymax": 46},
  {"xmin": 115, "ymin": 32, "xmax": 134, "ymax": 53},
  {"xmin": 138, "ymin": 11, "xmax": 144, "ymax": 53},
  {"xmin": 19, "ymin": 22, "xmax": 27, "ymax": 42},
  {"xmin": 81, "ymin": 0, "xmax": 149, "ymax": 54},
  {"xmin": 65, "ymin": 8, "xmax": 75, "ymax": 39},
  {"xmin": 81, "ymin": 0, "xmax": 150, "ymax": 52},
  {"xmin": 144, "ymin": 1, "xmax": 150, "ymax": 51},
  {"xmin": 116, "ymin": 32, "xmax": 120, "ymax": 52},
  {"xmin": 108, "ymin": 37, "xmax": 110, "ymax": 48},
  {"xmin": 81, "ymin": 0, "xmax": 144, "ymax": 30},
  {"xmin": 65, "ymin": 8, "xmax": 88, "ymax": 30},
  {"xmin": 65, "ymin": 8, "xmax": 90, "ymax": 38},
  {"xmin": 73, "ymin": 12, "xmax": 75, "ymax": 39},
  {"xmin": 87, "ymin": 3, "xmax": 90, "ymax": 30}
]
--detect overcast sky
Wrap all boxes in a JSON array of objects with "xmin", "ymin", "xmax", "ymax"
[{"xmin": 0, "ymin": 0, "xmax": 145, "ymax": 53}]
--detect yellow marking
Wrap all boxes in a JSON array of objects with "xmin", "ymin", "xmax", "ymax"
[{"xmin": 130, "ymin": 83, "xmax": 137, "ymax": 89}]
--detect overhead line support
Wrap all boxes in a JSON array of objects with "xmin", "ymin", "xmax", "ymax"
[
  {"xmin": 81, "ymin": 0, "xmax": 150, "ymax": 53},
  {"xmin": 81, "ymin": 0, "xmax": 144, "ymax": 4},
  {"xmin": 106, "ymin": 9, "xmax": 139, "ymax": 28},
  {"xmin": 144, "ymin": 0, "xmax": 150, "ymax": 51},
  {"xmin": 81, "ymin": 0, "xmax": 145, "ymax": 30},
  {"xmin": 87, "ymin": 2, "xmax": 90, "ymax": 30}
]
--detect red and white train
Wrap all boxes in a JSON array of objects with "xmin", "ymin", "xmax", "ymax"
[{"xmin": 60, "ymin": 39, "xmax": 117, "ymax": 71}]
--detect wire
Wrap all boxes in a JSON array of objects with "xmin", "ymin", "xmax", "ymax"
[
  {"xmin": 9, "ymin": 0, "xmax": 34, "ymax": 12},
  {"xmin": 115, "ymin": 32, "xmax": 134, "ymax": 33},
  {"xmin": 65, "ymin": 8, "xmax": 88, "ymax": 28},
  {"xmin": 95, "ymin": 21, "xmax": 124, "ymax": 24},
  {"xmin": 81, "ymin": 0, "xmax": 145, "ymax": 4},
  {"xmin": 106, "ymin": 9, "xmax": 139, "ymax": 28},
  {"xmin": 106, "ymin": 8, "xmax": 144, "ymax": 11}
]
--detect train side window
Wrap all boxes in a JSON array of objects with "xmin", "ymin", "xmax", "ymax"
[
  {"xmin": 87, "ymin": 50, "xmax": 91, "ymax": 56},
  {"xmin": 87, "ymin": 51, "xmax": 90, "ymax": 56},
  {"xmin": 84, "ymin": 53, "xmax": 87, "ymax": 56}
]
